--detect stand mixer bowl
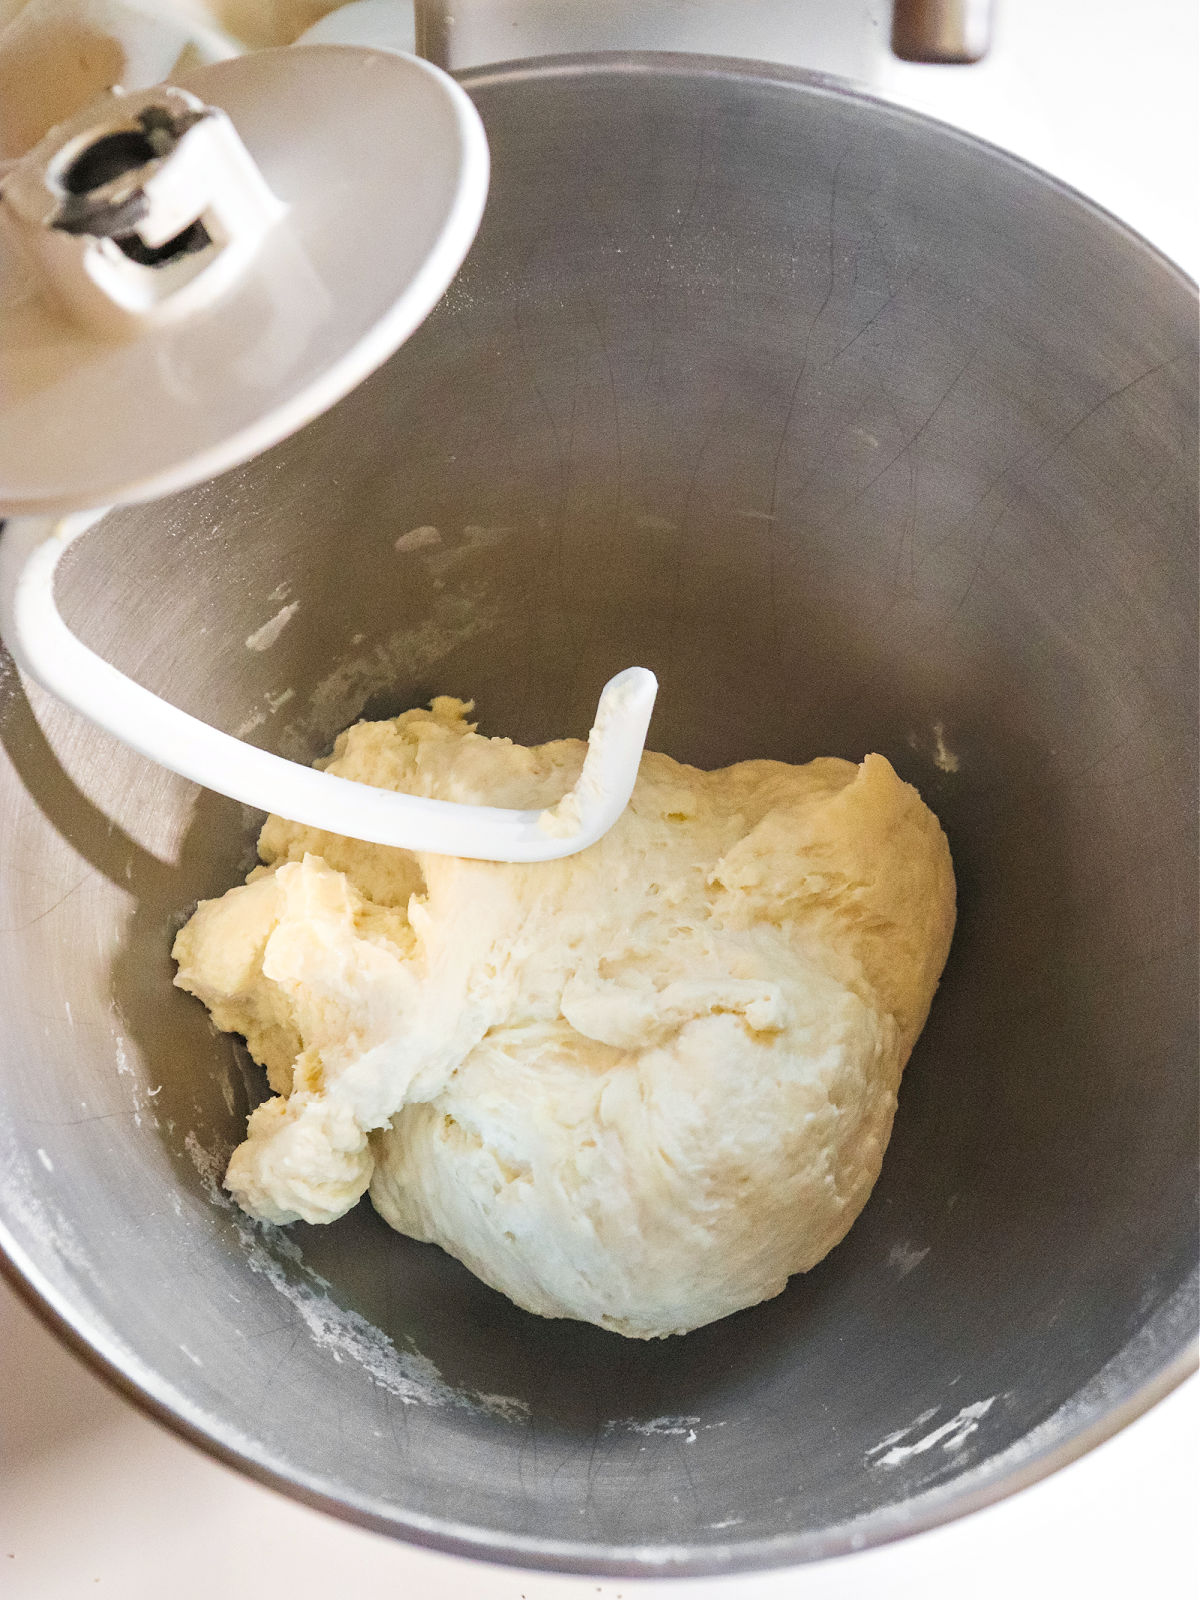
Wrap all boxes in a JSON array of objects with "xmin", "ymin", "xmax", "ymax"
[{"xmin": 0, "ymin": 56, "xmax": 1195, "ymax": 1576}]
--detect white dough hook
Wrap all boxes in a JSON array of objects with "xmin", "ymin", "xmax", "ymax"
[
  {"xmin": 0, "ymin": 515, "xmax": 657, "ymax": 862},
  {"xmin": 0, "ymin": 51, "xmax": 656, "ymax": 862}
]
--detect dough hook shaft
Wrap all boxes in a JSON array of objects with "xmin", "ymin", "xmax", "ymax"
[{"xmin": 0, "ymin": 516, "xmax": 657, "ymax": 862}]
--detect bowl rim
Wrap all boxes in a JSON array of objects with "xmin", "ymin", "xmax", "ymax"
[
  {"xmin": 3, "ymin": 1229, "xmax": 1196, "ymax": 1577},
  {"xmin": 1, "ymin": 49, "xmax": 1196, "ymax": 1580}
]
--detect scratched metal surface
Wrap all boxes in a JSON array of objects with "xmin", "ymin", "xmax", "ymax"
[{"xmin": 0, "ymin": 57, "xmax": 1195, "ymax": 1576}]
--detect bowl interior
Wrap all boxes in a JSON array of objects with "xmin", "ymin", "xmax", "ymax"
[{"xmin": 0, "ymin": 58, "xmax": 1196, "ymax": 1573}]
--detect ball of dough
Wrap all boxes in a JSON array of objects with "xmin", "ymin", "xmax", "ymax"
[{"xmin": 174, "ymin": 698, "xmax": 955, "ymax": 1338}]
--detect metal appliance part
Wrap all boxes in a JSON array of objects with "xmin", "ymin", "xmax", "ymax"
[{"xmin": 0, "ymin": 55, "xmax": 1193, "ymax": 1579}]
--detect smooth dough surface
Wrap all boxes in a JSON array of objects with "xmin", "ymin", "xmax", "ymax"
[{"xmin": 174, "ymin": 699, "xmax": 955, "ymax": 1339}]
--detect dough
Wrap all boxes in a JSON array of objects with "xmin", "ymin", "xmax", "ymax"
[{"xmin": 174, "ymin": 698, "xmax": 955, "ymax": 1338}]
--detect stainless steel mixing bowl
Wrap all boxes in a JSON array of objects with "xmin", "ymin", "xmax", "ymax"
[{"xmin": 0, "ymin": 56, "xmax": 1195, "ymax": 1577}]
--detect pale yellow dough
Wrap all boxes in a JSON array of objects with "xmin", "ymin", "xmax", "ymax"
[{"xmin": 173, "ymin": 699, "xmax": 955, "ymax": 1339}]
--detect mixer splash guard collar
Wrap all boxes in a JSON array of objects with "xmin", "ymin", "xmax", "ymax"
[
  {"xmin": 0, "ymin": 46, "xmax": 490, "ymax": 516},
  {"xmin": 0, "ymin": 47, "xmax": 657, "ymax": 861}
]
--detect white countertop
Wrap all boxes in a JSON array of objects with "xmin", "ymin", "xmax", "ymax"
[{"xmin": 1, "ymin": 2, "xmax": 1196, "ymax": 1595}]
